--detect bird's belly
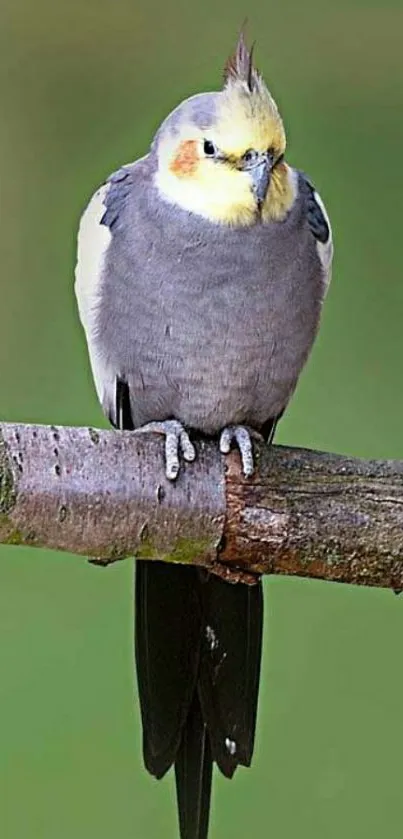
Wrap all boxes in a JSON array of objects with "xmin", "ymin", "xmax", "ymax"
[
  {"xmin": 130, "ymin": 326, "xmax": 301, "ymax": 434},
  {"xmin": 106, "ymin": 255, "xmax": 321, "ymax": 434},
  {"xmin": 171, "ymin": 351, "xmax": 280, "ymax": 433}
]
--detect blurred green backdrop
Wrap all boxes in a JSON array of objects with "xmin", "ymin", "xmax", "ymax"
[{"xmin": 1, "ymin": 1, "xmax": 403, "ymax": 837}]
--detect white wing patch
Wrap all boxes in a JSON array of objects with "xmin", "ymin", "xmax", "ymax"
[
  {"xmin": 75, "ymin": 184, "xmax": 111, "ymax": 332},
  {"xmin": 313, "ymin": 190, "xmax": 333, "ymax": 293},
  {"xmin": 74, "ymin": 184, "xmax": 114, "ymax": 408}
]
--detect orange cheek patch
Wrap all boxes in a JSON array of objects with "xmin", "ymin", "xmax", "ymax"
[{"xmin": 170, "ymin": 140, "xmax": 199, "ymax": 177}]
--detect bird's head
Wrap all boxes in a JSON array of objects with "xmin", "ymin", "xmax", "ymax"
[{"xmin": 154, "ymin": 32, "xmax": 295, "ymax": 226}]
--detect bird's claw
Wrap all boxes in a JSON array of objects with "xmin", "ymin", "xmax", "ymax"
[
  {"xmin": 134, "ymin": 419, "xmax": 260, "ymax": 480},
  {"xmin": 133, "ymin": 420, "xmax": 196, "ymax": 480},
  {"xmin": 219, "ymin": 425, "xmax": 261, "ymax": 477}
]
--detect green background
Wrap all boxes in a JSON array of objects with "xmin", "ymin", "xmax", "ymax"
[{"xmin": 1, "ymin": 0, "xmax": 403, "ymax": 836}]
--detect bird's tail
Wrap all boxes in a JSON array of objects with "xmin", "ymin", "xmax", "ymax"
[
  {"xmin": 135, "ymin": 560, "xmax": 263, "ymax": 839},
  {"xmin": 175, "ymin": 693, "xmax": 213, "ymax": 839}
]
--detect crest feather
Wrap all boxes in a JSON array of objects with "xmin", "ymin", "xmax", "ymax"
[{"xmin": 224, "ymin": 30, "xmax": 260, "ymax": 92}]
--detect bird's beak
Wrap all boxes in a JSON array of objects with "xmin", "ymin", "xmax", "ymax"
[{"xmin": 248, "ymin": 154, "xmax": 273, "ymax": 208}]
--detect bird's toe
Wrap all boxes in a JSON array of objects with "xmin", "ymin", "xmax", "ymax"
[
  {"xmin": 219, "ymin": 425, "xmax": 256, "ymax": 477},
  {"xmin": 133, "ymin": 419, "xmax": 195, "ymax": 480}
]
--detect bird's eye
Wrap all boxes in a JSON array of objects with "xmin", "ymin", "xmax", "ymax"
[
  {"xmin": 203, "ymin": 140, "xmax": 217, "ymax": 157},
  {"xmin": 242, "ymin": 149, "xmax": 258, "ymax": 165}
]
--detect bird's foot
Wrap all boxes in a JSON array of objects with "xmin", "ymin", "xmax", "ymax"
[
  {"xmin": 133, "ymin": 420, "xmax": 196, "ymax": 480},
  {"xmin": 219, "ymin": 425, "xmax": 263, "ymax": 478}
]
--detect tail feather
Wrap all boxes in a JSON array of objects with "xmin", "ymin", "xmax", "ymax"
[
  {"xmin": 198, "ymin": 573, "xmax": 263, "ymax": 777},
  {"xmin": 175, "ymin": 693, "xmax": 213, "ymax": 839},
  {"xmin": 135, "ymin": 561, "xmax": 201, "ymax": 778},
  {"xmin": 135, "ymin": 563, "xmax": 263, "ymax": 837}
]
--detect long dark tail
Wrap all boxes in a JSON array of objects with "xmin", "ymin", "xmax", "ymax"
[
  {"xmin": 135, "ymin": 561, "xmax": 263, "ymax": 839},
  {"xmin": 175, "ymin": 692, "xmax": 213, "ymax": 839}
]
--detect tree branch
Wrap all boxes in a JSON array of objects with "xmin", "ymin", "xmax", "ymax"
[{"xmin": 1, "ymin": 421, "xmax": 403, "ymax": 590}]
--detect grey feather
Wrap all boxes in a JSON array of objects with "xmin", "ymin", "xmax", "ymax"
[
  {"xmin": 224, "ymin": 31, "xmax": 259, "ymax": 92},
  {"xmin": 80, "ymin": 158, "xmax": 328, "ymax": 432},
  {"xmin": 151, "ymin": 93, "xmax": 219, "ymax": 153},
  {"xmin": 100, "ymin": 168, "xmax": 132, "ymax": 230},
  {"xmin": 300, "ymin": 174, "xmax": 330, "ymax": 244}
]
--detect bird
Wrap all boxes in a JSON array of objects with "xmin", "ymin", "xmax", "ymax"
[{"xmin": 74, "ymin": 30, "xmax": 333, "ymax": 839}]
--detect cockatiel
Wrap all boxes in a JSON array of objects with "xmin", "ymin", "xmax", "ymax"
[{"xmin": 75, "ymin": 32, "xmax": 333, "ymax": 839}]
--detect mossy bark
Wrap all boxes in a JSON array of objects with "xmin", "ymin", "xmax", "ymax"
[
  {"xmin": 0, "ymin": 430, "xmax": 17, "ymax": 514},
  {"xmin": 1, "ymin": 421, "xmax": 403, "ymax": 590}
]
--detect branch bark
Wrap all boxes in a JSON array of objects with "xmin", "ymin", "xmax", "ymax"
[{"xmin": 1, "ymin": 421, "xmax": 403, "ymax": 590}]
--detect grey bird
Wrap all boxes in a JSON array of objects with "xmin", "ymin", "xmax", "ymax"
[{"xmin": 75, "ymin": 32, "xmax": 333, "ymax": 839}]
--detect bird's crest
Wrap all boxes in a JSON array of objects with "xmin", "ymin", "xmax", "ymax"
[
  {"xmin": 218, "ymin": 30, "xmax": 285, "ymax": 165},
  {"xmin": 224, "ymin": 30, "xmax": 260, "ymax": 92}
]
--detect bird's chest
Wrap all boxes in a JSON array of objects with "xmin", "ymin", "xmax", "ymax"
[
  {"xmin": 103, "ymin": 216, "xmax": 322, "ymax": 431},
  {"xmin": 129, "ymin": 255, "xmax": 312, "ymax": 430},
  {"xmin": 133, "ymin": 243, "xmax": 276, "ymax": 374}
]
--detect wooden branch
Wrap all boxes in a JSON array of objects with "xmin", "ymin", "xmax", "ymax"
[{"xmin": 1, "ymin": 421, "xmax": 403, "ymax": 590}]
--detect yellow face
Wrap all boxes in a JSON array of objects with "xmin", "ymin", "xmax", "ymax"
[{"xmin": 155, "ymin": 80, "xmax": 296, "ymax": 226}]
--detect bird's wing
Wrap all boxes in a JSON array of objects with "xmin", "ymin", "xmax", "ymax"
[
  {"xmin": 302, "ymin": 174, "xmax": 333, "ymax": 293},
  {"xmin": 74, "ymin": 166, "xmax": 135, "ymax": 420},
  {"xmin": 259, "ymin": 174, "xmax": 333, "ymax": 441}
]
